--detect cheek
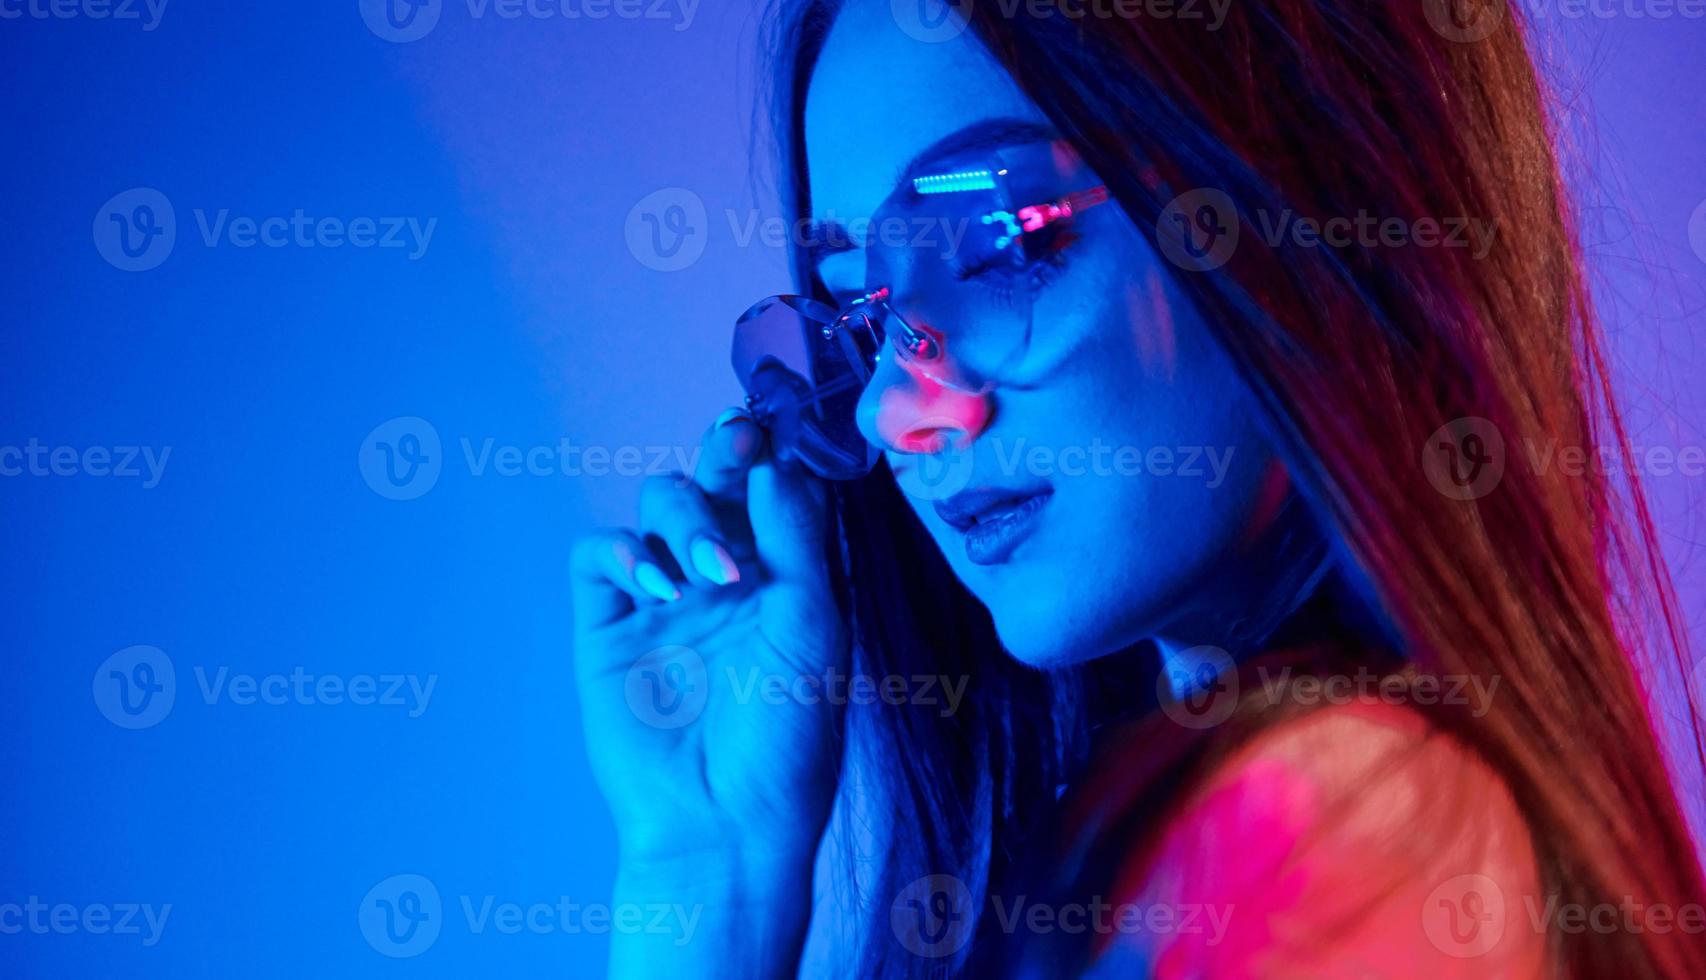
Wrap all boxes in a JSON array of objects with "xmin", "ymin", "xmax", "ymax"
[
  {"xmin": 1021, "ymin": 222, "xmax": 1197, "ymax": 395},
  {"xmin": 1131, "ymin": 266, "xmax": 1180, "ymax": 381},
  {"xmin": 1069, "ymin": 262, "xmax": 1262, "ymax": 456},
  {"xmin": 1039, "ymin": 264, "xmax": 1277, "ymax": 560}
]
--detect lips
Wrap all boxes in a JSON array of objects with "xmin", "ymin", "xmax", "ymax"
[{"xmin": 933, "ymin": 486, "xmax": 1054, "ymax": 565}]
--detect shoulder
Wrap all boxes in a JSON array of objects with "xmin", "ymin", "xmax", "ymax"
[{"xmin": 1097, "ymin": 701, "xmax": 1548, "ymax": 978}]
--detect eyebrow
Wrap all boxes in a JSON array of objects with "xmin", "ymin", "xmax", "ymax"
[{"xmin": 807, "ymin": 116, "xmax": 1058, "ymax": 271}]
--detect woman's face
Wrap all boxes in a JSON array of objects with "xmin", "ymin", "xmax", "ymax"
[{"xmin": 804, "ymin": 0, "xmax": 1284, "ymax": 666}]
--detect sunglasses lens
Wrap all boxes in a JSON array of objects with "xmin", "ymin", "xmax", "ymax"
[{"xmin": 731, "ymin": 294, "xmax": 880, "ymax": 480}]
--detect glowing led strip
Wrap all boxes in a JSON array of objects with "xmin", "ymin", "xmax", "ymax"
[{"xmin": 912, "ymin": 169, "xmax": 996, "ymax": 194}]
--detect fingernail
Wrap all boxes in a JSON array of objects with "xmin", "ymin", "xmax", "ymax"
[
  {"xmin": 715, "ymin": 407, "xmax": 753, "ymax": 430},
  {"xmin": 633, "ymin": 563, "xmax": 681, "ymax": 602},
  {"xmin": 690, "ymin": 537, "xmax": 741, "ymax": 586}
]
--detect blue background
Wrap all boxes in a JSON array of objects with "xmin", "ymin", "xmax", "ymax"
[{"xmin": 1, "ymin": 1, "xmax": 1703, "ymax": 975}]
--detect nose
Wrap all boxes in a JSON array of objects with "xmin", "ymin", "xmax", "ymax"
[{"xmin": 855, "ymin": 346, "xmax": 993, "ymax": 456}]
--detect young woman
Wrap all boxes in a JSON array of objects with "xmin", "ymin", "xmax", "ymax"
[{"xmin": 571, "ymin": 0, "xmax": 1706, "ymax": 975}]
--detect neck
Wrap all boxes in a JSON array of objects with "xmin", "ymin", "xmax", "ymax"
[{"xmin": 1156, "ymin": 493, "xmax": 1337, "ymax": 660}]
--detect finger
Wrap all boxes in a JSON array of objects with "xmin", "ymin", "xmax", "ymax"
[
  {"xmin": 638, "ymin": 474, "xmax": 744, "ymax": 589},
  {"xmin": 569, "ymin": 528, "xmax": 682, "ymax": 632},
  {"xmin": 746, "ymin": 455, "xmax": 832, "ymax": 590},
  {"xmin": 691, "ymin": 407, "xmax": 765, "ymax": 505}
]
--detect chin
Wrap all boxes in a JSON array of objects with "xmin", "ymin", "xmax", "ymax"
[
  {"xmin": 975, "ymin": 556, "xmax": 1173, "ymax": 672},
  {"xmin": 984, "ymin": 588, "xmax": 1143, "ymax": 669},
  {"xmin": 993, "ymin": 629, "xmax": 1081, "ymax": 669}
]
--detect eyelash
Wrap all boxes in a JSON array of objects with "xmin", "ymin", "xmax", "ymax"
[
  {"xmin": 950, "ymin": 231, "xmax": 1077, "ymax": 306},
  {"xmin": 826, "ymin": 226, "xmax": 1081, "ymax": 310}
]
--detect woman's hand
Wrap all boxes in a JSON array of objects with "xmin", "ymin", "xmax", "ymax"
[{"xmin": 570, "ymin": 410, "xmax": 845, "ymax": 974}]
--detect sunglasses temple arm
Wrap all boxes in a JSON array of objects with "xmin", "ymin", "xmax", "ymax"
[{"xmin": 745, "ymin": 371, "xmax": 865, "ymax": 422}]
